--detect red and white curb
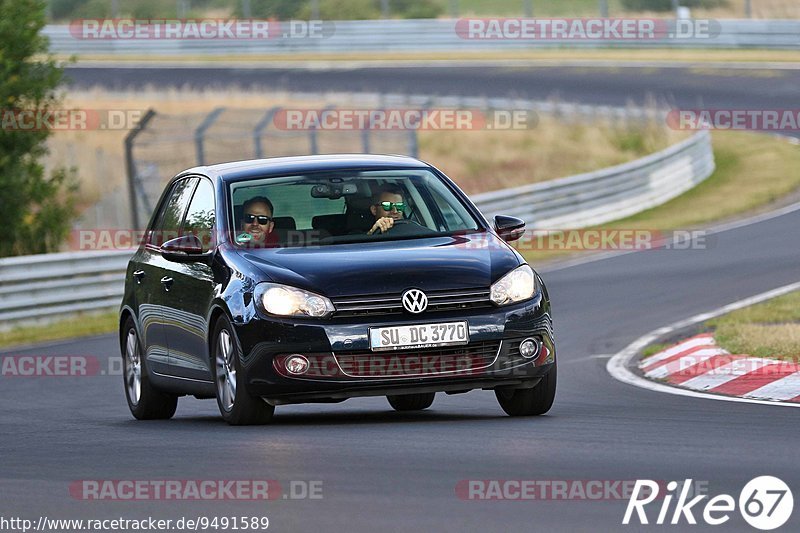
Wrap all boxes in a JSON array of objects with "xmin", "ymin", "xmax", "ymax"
[
  {"xmin": 607, "ymin": 281, "xmax": 800, "ymax": 408},
  {"xmin": 640, "ymin": 334, "xmax": 800, "ymax": 403}
]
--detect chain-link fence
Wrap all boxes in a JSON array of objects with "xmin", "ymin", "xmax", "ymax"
[
  {"xmin": 121, "ymin": 92, "xmax": 668, "ymax": 229},
  {"xmin": 125, "ymin": 102, "xmax": 416, "ymax": 228}
]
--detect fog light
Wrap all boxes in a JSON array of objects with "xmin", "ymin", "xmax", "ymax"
[
  {"xmin": 519, "ymin": 338, "xmax": 541, "ymax": 359},
  {"xmin": 285, "ymin": 355, "xmax": 309, "ymax": 375}
]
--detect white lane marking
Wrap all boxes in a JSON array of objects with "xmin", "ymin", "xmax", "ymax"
[
  {"xmin": 606, "ymin": 281, "xmax": 800, "ymax": 408},
  {"xmin": 746, "ymin": 371, "xmax": 800, "ymax": 401},
  {"xmin": 644, "ymin": 348, "xmax": 727, "ymax": 380},
  {"xmin": 640, "ymin": 335, "xmax": 716, "ymax": 369},
  {"xmin": 680, "ymin": 358, "xmax": 779, "ymax": 391}
]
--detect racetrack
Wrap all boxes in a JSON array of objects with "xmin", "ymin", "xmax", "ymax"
[
  {"xmin": 65, "ymin": 65, "xmax": 800, "ymax": 140},
  {"xmin": 2, "ymin": 65, "xmax": 799, "ymax": 531}
]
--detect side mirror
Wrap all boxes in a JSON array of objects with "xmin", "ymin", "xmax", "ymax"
[
  {"xmin": 494, "ymin": 215, "xmax": 526, "ymax": 243},
  {"xmin": 161, "ymin": 234, "xmax": 205, "ymax": 262}
]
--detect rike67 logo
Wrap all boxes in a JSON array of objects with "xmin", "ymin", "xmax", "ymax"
[{"xmin": 624, "ymin": 477, "xmax": 793, "ymax": 530}]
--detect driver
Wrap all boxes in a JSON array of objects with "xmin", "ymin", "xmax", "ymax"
[
  {"xmin": 367, "ymin": 185, "xmax": 407, "ymax": 235},
  {"xmin": 239, "ymin": 196, "xmax": 279, "ymax": 247}
]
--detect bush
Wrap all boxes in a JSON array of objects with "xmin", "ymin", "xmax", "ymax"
[
  {"xmin": 0, "ymin": 0, "xmax": 79, "ymax": 257},
  {"xmin": 391, "ymin": 0, "xmax": 443, "ymax": 19},
  {"xmin": 621, "ymin": 0, "xmax": 729, "ymax": 11},
  {"xmin": 235, "ymin": 0, "xmax": 306, "ymax": 19}
]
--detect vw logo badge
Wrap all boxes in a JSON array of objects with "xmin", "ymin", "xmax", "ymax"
[{"xmin": 402, "ymin": 289, "xmax": 428, "ymax": 314}]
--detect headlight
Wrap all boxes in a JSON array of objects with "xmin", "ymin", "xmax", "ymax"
[
  {"xmin": 490, "ymin": 264, "xmax": 537, "ymax": 306},
  {"xmin": 254, "ymin": 282, "xmax": 335, "ymax": 318}
]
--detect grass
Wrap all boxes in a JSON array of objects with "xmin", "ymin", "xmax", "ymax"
[
  {"xmin": 419, "ymin": 114, "xmax": 683, "ymax": 194},
  {"xmin": 52, "ymin": 88, "xmax": 680, "ymax": 222},
  {"xmin": 706, "ymin": 291, "xmax": 800, "ymax": 360},
  {"xmin": 642, "ymin": 343, "xmax": 669, "ymax": 358},
  {"xmin": 49, "ymin": 0, "xmax": 800, "ymax": 21},
  {"xmin": 457, "ymin": 0, "xmax": 799, "ymax": 18},
  {"xmin": 47, "ymin": 89, "xmax": 328, "ymax": 217},
  {"xmin": 66, "ymin": 48, "xmax": 800, "ymax": 65},
  {"xmin": 0, "ymin": 312, "xmax": 119, "ymax": 350},
  {"xmin": 519, "ymin": 130, "xmax": 800, "ymax": 264}
]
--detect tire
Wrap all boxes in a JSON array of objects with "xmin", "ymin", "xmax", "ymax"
[
  {"xmin": 495, "ymin": 364, "xmax": 557, "ymax": 416},
  {"xmin": 387, "ymin": 392, "xmax": 435, "ymax": 411},
  {"xmin": 213, "ymin": 316, "xmax": 275, "ymax": 425},
  {"xmin": 121, "ymin": 317, "xmax": 178, "ymax": 420}
]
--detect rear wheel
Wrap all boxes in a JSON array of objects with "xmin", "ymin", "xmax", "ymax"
[
  {"xmin": 387, "ymin": 392, "xmax": 435, "ymax": 411},
  {"xmin": 121, "ymin": 317, "xmax": 178, "ymax": 420},
  {"xmin": 213, "ymin": 316, "xmax": 274, "ymax": 425},
  {"xmin": 495, "ymin": 364, "xmax": 557, "ymax": 416}
]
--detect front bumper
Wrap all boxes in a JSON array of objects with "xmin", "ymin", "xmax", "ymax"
[{"xmin": 233, "ymin": 293, "xmax": 555, "ymax": 403}]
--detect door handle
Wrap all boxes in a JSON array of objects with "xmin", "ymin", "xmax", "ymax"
[
  {"xmin": 133, "ymin": 270, "xmax": 145, "ymax": 284},
  {"xmin": 160, "ymin": 276, "xmax": 174, "ymax": 291}
]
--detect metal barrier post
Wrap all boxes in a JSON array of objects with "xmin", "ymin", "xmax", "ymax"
[
  {"xmin": 253, "ymin": 106, "xmax": 282, "ymax": 159},
  {"xmin": 195, "ymin": 107, "xmax": 226, "ymax": 165},
  {"xmin": 309, "ymin": 105, "xmax": 335, "ymax": 155},
  {"xmin": 124, "ymin": 108, "xmax": 156, "ymax": 230}
]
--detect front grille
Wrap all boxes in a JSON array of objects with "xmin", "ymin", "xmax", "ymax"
[
  {"xmin": 332, "ymin": 288, "xmax": 493, "ymax": 317},
  {"xmin": 332, "ymin": 340, "xmax": 501, "ymax": 378}
]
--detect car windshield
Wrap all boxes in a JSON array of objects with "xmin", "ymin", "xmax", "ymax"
[{"xmin": 228, "ymin": 169, "xmax": 482, "ymax": 248}]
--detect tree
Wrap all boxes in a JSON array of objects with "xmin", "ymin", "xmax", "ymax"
[{"xmin": 0, "ymin": 0, "xmax": 79, "ymax": 257}]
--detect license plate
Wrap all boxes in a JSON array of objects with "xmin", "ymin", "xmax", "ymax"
[{"xmin": 369, "ymin": 321, "xmax": 469, "ymax": 352}]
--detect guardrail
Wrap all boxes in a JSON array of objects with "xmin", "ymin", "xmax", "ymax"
[
  {"xmin": 0, "ymin": 250, "xmax": 131, "ymax": 328},
  {"xmin": 0, "ymin": 123, "xmax": 714, "ymax": 331},
  {"xmin": 45, "ymin": 19, "xmax": 800, "ymax": 54},
  {"xmin": 474, "ymin": 130, "xmax": 714, "ymax": 228}
]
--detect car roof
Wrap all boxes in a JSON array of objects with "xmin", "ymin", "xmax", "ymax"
[{"xmin": 179, "ymin": 154, "xmax": 431, "ymax": 183}]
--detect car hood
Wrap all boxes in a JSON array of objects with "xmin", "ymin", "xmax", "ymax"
[{"xmin": 238, "ymin": 232, "xmax": 521, "ymax": 298}]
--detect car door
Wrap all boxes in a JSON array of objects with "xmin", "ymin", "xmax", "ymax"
[
  {"xmin": 141, "ymin": 177, "xmax": 198, "ymax": 376},
  {"xmin": 160, "ymin": 177, "xmax": 218, "ymax": 382}
]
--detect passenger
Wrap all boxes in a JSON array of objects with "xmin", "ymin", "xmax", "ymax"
[
  {"xmin": 239, "ymin": 196, "xmax": 279, "ymax": 247},
  {"xmin": 367, "ymin": 185, "xmax": 406, "ymax": 235}
]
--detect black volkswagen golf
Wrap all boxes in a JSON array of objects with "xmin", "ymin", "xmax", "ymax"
[{"xmin": 120, "ymin": 155, "xmax": 556, "ymax": 425}]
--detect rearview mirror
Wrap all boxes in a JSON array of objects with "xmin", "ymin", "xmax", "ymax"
[
  {"xmin": 494, "ymin": 215, "xmax": 526, "ymax": 242},
  {"xmin": 161, "ymin": 235, "xmax": 205, "ymax": 262}
]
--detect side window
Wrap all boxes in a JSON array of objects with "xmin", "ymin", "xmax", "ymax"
[
  {"xmin": 182, "ymin": 179, "xmax": 216, "ymax": 252},
  {"xmin": 428, "ymin": 187, "xmax": 461, "ymax": 231},
  {"xmin": 148, "ymin": 178, "xmax": 198, "ymax": 247}
]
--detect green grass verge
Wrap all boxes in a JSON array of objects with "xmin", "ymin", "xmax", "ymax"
[
  {"xmin": 0, "ymin": 311, "xmax": 119, "ymax": 350},
  {"xmin": 706, "ymin": 291, "xmax": 800, "ymax": 360},
  {"xmin": 66, "ymin": 49, "xmax": 800, "ymax": 65},
  {"xmin": 520, "ymin": 131, "xmax": 800, "ymax": 265},
  {"xmin": 641, "ymin": 343, "xmax": 670, "ymax": 358}
]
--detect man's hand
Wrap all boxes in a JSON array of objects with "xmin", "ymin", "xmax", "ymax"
[{"xmin": 367, "ymin": 217, "xmax": 394, "ymax": 235}]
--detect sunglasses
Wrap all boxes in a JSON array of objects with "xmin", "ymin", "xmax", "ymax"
[
  {"xmin": 378, "ymin": 202, "xmax": 406, "ymax": 213},
  {"xmin": 243, "ymin": 213, "xmax": 273, "ymax": 225}
]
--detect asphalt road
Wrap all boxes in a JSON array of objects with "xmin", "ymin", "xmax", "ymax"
[
  {"xmin": 65, "ymin": 64, "xmax": 800, "ymax": 127},
  {"xmin": 1, "ymin": 65, "xmax": 798, "ymax": 532}
]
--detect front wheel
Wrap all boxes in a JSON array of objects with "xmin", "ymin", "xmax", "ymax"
[
  {"xmin": 495, "ymin": 364, "xmax": 557, "ymax": 416},
  {"xmin": 387, "ymin": 392, "xmax": 435, "ymax": 411},
  {"xmin": 213, "ymin": 316, "xmax": 274, "ymax": 426},
  {"xmin": 121, "ymin": 317, "xmax": 178, "ymax": 420}
]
